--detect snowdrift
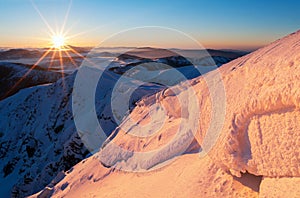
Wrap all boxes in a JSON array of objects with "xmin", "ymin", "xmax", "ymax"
[
  {"xmin": 0, "ymin": 47, "xmax": 241, "ymax": 197},
  {"xmin": 37, "ymin": 30, "xmax": 300, "ymax": 197}
]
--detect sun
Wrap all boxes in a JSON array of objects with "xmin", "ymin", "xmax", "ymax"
[
  {"xmin": 5, "ymin": 0, "xmax": 92, "ymax": 98},
  {"xmin": 51, "ymin": 35, "xmax": 66, "ymax": 49}
]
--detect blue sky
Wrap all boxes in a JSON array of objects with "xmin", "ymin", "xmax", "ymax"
[{"xmin": 0, "ymin": 0, "xmax": 299, "ymax": 49}]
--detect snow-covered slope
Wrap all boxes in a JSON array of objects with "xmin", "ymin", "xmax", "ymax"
[
  {"xmin": 39, "ymin": 30, "xmax": 300, "ymax": 197},
  {"xmin": 0, "ymin": 69, "xmax": 164, "ymax": 197},
  {"xmin": 0, "ymin": 47, "xmax": 242, "ymax": 197}
]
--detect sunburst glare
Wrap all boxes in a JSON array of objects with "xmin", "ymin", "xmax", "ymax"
[{"xmin": 4, "ymin": 0, "xmax": 92, "ymax": 98}]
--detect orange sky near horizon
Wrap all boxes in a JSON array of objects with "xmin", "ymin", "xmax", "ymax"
[{"xmin": 0, "ymin": 34, "xmax": 269, "ymax": 51}]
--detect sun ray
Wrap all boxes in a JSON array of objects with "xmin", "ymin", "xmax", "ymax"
[
  {"xmin": 54, "ymin": 17, "xmax": 60, "ymax": 36},
  {"xmin": 58, "ymin": 49, "xmax": 66, "ymax": 89},
  {"xmin": 48, "ymin": 49, "xmax": 57, "ymax": 71},
  {"xmin": 30, "ymin": 0, "xmax": 55, "ymax": 36},
  {"xmin": 60, "ymin": 0, "xmax": 73, "ymax": 36},
  {"xmin": 63, "ymin": 18, "xmax": 121, "ymax": 40},
  {"xmin": 65, "ymin": 46, "xmax": 118, "ymax": 80},
  {"xmin": 58, "ymin": 50, "xmax": 64, "ymax": 74},
  {"xmin": 64, "ymin": 26, "xmax": 104, "ymax": 41},
  {"xmin": 65, "ymin": 45, "xmax": 101, "ymax": 69},
  {"xmin": 65, "ymin": 46, "xmax": 100, "ymax": 69},
  {"xmin": 65, "ymin": 45, "xmax": 99, "ymax": 69},
  {"xmin": 63, "ymin": 50, "xmax": 78, "ymax": 67},
  {"xmin": 4, "ymin": 48, "xmax": 53, "ymax": 98},
  {"xmin": 61, "ymin": 21, "xmax": 79, "ymax": 38},
  {"xmin": 26, "ymin": 0, "xmax": 107, "ymax": 97},
  {"xmin": 65, "ymin": 45, "xmax": 86, "ymax": 59}
]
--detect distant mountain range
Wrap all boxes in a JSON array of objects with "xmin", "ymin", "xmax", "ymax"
[{"xmin": 0, "ymin": 47, "xmax": 248, "ymax": 101}]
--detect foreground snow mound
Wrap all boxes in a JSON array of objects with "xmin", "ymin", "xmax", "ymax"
[
  {"xmin": 33, "ymin": 153, "xmax": 259, "ymax": 198},
  {"xmin": 212, "ymin": 30, "xmax": 300, "ymax": 177},
  {"xmin": 40, "ymin": 30, "xmax": 300, "ymax": 197},
  {"xmin": 259, "ymin": 177, "xmax": 300, "ymax": 197},
  {"xmin": 100, "ymin": 30, "xmax": 300, "ymax": 177},
  {"xmin": 1, "ymin": 47, "xmax": 239, "ymax": 197}
]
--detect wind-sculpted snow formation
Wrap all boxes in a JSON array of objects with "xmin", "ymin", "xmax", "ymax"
[
  {"xmin": 37, "ymin": 30, "xmax": 300, "ymax": 197},
  {"xmin": 0, "ymin": 47, "xmax": 241, "ymax": 197}
]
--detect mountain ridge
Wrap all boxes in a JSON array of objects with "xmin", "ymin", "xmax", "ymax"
[{"xmin": 35, "ymin": 30, "xmax": 300, "ymax": 197}]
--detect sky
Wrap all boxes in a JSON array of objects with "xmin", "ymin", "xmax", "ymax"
[{"xmin": 0, "ymin": 0, "xmax": 299, "ymax": 50}]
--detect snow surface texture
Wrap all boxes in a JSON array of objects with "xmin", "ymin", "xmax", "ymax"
[
  {"xmin": 0, "ymin": 48, "xmax": 239, "ymax": 197},
  {"xmin": 38, "ymin": 30, "xmax": 300, "ymax": 197},
  {"xmin": 0, "ymin": 66, "xmax": 162, "ymax": 197}
]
